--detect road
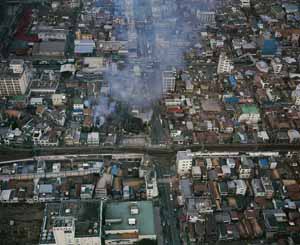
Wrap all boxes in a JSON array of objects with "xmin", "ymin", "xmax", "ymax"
[{"xmin": 156, "ymin": 163, "xmax": 181, "ymax": 245}]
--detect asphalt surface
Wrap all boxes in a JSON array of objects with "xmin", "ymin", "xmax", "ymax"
[{"xmin": 156, "ymin": 163, "xmax": 181, "ymax": 245}]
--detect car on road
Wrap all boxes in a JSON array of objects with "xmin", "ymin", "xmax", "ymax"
[{"xmin": 170, "ymin": 194, "xmax": 173, "ymax": 201}]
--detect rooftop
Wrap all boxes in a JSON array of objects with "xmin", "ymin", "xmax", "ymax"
[{"xmin": 104, "ymin": 201, "xmax": 155, "ymax": 238}]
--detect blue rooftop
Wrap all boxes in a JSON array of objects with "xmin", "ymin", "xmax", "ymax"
[
  {"xmin": 228, "ymin": 76, "xmax": 237, "ymax": 88},
  {"xmin": 262, "ymin": 39, "xmax": 277, "ymax": 56},
  {"xmin": 259, "ymin": 158, "xmax": 269, "ymax": 168}
]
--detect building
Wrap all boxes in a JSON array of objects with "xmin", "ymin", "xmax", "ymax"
[
  {"xmin": 217, "ymin": 53, "xmax": 233, "ymax": 74},
  {"xmin": 240, "ymin": 0, "xmax": 250, "ymax": 8},
  {"xmin": 104, "ymin": 201, "xmax": 156, "ymax": 244},
  {"xmin": 75, "ymin": 40, "xmax": 96, "ymax": 55},
  {"xmin": 145, "ymin": 170, "xmax": 159, "ymax": 199},
  {"xmin": 176, "ymin": 149, "xmax": 193, "ymax": 176},
  {"xmin": 196, "ymin": 11, "xmax": 216, "ymax": 26},
  {"xmin": 291, "ymin": 84, "xmax": 300, "ymax": 105},
  {"xmin": 162, "ymin": 70, "xmax": 176, "ymax": 94},
  {"xmin": 40, "ymin": 200, "xmax": 102, "ymax": 245},
  {"xmin": 288, "ymin": 129, "xmax": 300, "ymax": 143},
  {"xmin": 192, "ymin": 166, "xmax": 202, "ymax": 179},
  {"xmin": 251, "ymin": 179, "xmax": 265, "ymax": 198},
  {"xmin": 271, "ymin": 58, "xmax": 283, "ymax": 74},
  {"xmin": 80, "ymin": 184, "xmax": 95, "ymax": 199},
  {"xmin": 238, "ymin": 105, "xmax": 260, "ymax": 124},
  {"xmin": 52, "ymin": 94, "xmax": 67, "ymax": 106},
  {"xmin": 261, "ymin": 177, "xmax": 274, "ymax": 199},
  {"xmin": 30, "ymin": 71, "xmax": 59, "ymax": 94},
  {"xmin": 239, "ymin": 156, "xmax": 254, "ymax": 179},
  {"xmin": 32, "ymin": 41, "xmax": 66, "ymax": 57},
  {"xmin": 0, "ymin": 60, "xmax": 30, "ymax": 96},
  {"xmin": 87, "ymin": 132, "xmax": 100, "ymax": 145},
  {"xmin": 37, "ymin": 27, "xmax": 68, "ymax": 41},
  {"xmin": 235, "ymin": 179, "xmax": 247, "ymax": 195},
  {"xmin": 95, "ymin": 173, "xmax": 112, "ymax": 199}
]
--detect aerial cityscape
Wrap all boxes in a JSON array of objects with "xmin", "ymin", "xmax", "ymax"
[{"xmin": 0, "ymin": 0, "xmax": 300, "ymax": 244}]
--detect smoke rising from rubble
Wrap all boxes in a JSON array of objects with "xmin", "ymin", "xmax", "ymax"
[{"xmin": 93, "ymin": 0, "xmax": 216, "ymax": 126}]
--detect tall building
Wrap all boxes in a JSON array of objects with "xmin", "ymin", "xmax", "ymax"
[
  {"xmin": 162, "ymin": 70, "xmax": 176, "ymax": 94},
  {"xmin": 217, "ymin": 53, "xmax": 233, "ymax": 74},
  {"xmin": 0, "ymin": 59, "xmax": 30, "ymax": 96},
  {"xmin": 40, "ymin": 200, "xmax": 103, "ymax": 245},
  {"xmin": 176, "ymin": 149, "xmax": 193, "ymax": 176}
]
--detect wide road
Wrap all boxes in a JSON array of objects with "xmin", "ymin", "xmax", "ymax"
[{"xmin": 156, "ymin": 163, "xmax": 181, "ymax": 245}]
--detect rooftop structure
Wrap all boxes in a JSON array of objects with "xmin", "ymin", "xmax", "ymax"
[
  {"xmin": 40, "ymin": 200, "xmax": 102, "ymax": 245},
  {"xmin": 104, "ymin": 201, "xmax": 156, "ymax": 244}
]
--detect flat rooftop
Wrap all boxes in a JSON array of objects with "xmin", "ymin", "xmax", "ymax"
[
  {"xmin": 104, "ymin": 201, "xmax": 155, "ymax": 237},
  {"xmin": 40, "ymin": 200, "xmax": 102, "ymax": 244}
]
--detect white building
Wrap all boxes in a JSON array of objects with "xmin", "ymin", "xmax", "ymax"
[
  {"xmin": 239, "ymin": 155, "xmax": 254, "ymax": 179},
  {"xmin": 217, "ymin": 53, "xmax": 233, "ymax": 74},
  {"xmin": 191, "ymin": 166, "xmax": 202, "ymax": 179},
  {"xmin": 87, "ymin": 132, "xmax": 100, "ymax": 145},
  {"xmin": 235, "ymin": 179, "xmax": 247, "ymax": 195},
  {"xmin": 162, "ymin": 70, "xmax": 176, "ymax": 94},
  {"xmin": 251, "ymin": 179, "xmax": 265, "ymax": 198},
  {"xmin": 226, "ymin": 158, "xmax": 236, "ymax": 168},
  {"xmin": 291, "ymin": 84, "xmax": 300, "ymax": 105},
  {"xmin": 261, "ymin": 177, "xmax": 274, "ymax": 199},
  {"xmin": 145, "ymin": 170, "xmax": 159, "ymax": 199},
  {"xmin": 176, "ymin": 149, "xmax": 193, "ymax": 176},
  {"xmin": 196, "ymin": 11, "xmax": 216, "ymax": 26},
  {"xmin": 0, "ymin": 60, "xmax": 30, "ymax": 96},
  {"xmin": 288, "ymin": 129, "xmax": 300, "ymax": 143},
  {"xmin": 271, "ymin": 58, "xmax": 283, "ymax": 74},
  {"xmin": 240, "ymin": 0, "xmax": 250, "ymax": 8},
  {"xmin": 38, "ymin": 29, "xmax": 68, "ymax": 41},
  {"xmin": 52, "ymin": 94, "xmax": 67, "ymax": 106},
  {"xmin": 40, "ymin": 200, "xmax": 102, "ymax": 245},
  {"xmin": 238, "ymin": 105, "xmax": 260, "ymax": 124}
]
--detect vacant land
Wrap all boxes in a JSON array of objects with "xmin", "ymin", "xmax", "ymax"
[{"xmin": 0, "ymin": 203, "xmax": 44, "ymax": 245}]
